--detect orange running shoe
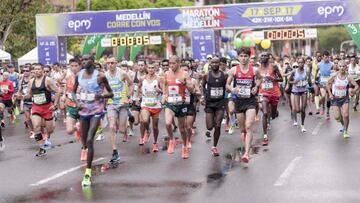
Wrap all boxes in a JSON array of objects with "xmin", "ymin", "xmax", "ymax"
[
  {"xmin": 181, "ymin": 146, "xmax": 189, "ymax": 159},
  {"xmin": 167, "ymin": 139, "xmax": 175, "ymax": 154},
  {"xmin": 152, "ymin": 143, "xmax": 159, "ymax": 153},
  {"xmin": 80, "ymin": 149, "xmax": 87, "ymax": 161},
  {"xmin": 74, "ymin": 130, "xmax": 81, "ymax": 142},
  {"xmin": 143, "ymin": 130, "xmax": 150, "ymax": 143},
  {"xmin": 241, "ymin": 153, "xmax": 249, "ymax": 163}
]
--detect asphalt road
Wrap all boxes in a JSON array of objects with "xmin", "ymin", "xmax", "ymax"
[{"xmin": 1, "ymin": 101, "xmax": 360, "ymax": 203}]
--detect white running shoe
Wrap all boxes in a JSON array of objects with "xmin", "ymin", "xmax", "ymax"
[
  {"xmin": 96, "ymin": 133, "xmax": 104, "ymax": 141},
  {"xmin": 301, "ymin": 125, "xmax": 307, "ymax": 133},
  {"xmin": 127, "ymin": 127, "xmax": 134, "ymax": 137},
  {"xmin": 29, "ymin": 131, "xmax": 35, "ymax": 139},
  {"xmin": 293, "ymin": 121, "xmax": 298, "ymax": 126}
]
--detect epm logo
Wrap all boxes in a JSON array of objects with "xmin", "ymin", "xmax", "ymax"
[
  {"xmin": 68, "ymin": 18, "xmax": 92, "ymax": 31},
  {"xmin": 317, "ymin": 5, "xmax": 344, "ymax": 18}
]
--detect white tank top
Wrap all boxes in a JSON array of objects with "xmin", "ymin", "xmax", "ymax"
[
  {"xmin": 348, "ymin": 64, "xmax": 360, "ymax": 81},
  {"xmin": 141, "ymin": 78, "xmax": 161, "ymax": 109},
  {"xmin": 332, "ymin": 74, "xmax": 349, "ymax": 98}
]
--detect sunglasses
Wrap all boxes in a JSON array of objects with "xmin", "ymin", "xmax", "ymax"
[
  {"xmin": 44, "ymin": 70, "xmax": 50, "ymax": 73},
  {"xmin": 23, "ymin": 70, "xmax": 30, "ymax": 72},
  {"xmin": 107, "ymin": 62, "xmax": 116, "ymax": 65}
]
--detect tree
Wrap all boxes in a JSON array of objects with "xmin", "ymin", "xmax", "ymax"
[
  {"xmin": 318, "ymin": 26, "xmax": 351, "ymax": 53},
  {"xmin": 0, "ymin": 0, "xmax": 63, "ymax": 59}
]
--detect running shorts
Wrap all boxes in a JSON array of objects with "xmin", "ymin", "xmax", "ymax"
[
  {"xmin": 331, "ymin": 97, "xmax": 349, "ymax": 107},
  {"xmin": 66, "ymin": 106, "xmax": 79, "ymax": 120},
  {"xmin": 142, "ymin": 107, "xmax": 162, "ymax": 118},
  {"xmin": 32, "ymin": 102, "xmax": 53, "ymax": 121},
  {"xmin": 204, "ymin": 100, "xmax": 226, "ymax": 114},
  {"xmin": 0, "ymin": 99, "xmax": 13, "ymax": 108},
  {"xmin": 259, "ymin": 95, "xmax": 280, "ymax": 107},
  {"xmin": 165, "ymin": 103, "xmax": 187, "ymax": 118},
  {"xmin": 232, "ymin": 98, "xmax": 257, "ymax": 114},
  {"xmin": 185, "ymin": 104, "xmax": 196, "ymax": 116}
]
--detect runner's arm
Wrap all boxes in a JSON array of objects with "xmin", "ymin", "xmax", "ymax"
[
  {"xmin": 46, "ymin": 78, "xmax": 61, "ymax": 108},
  {"xmin": 349, "ymin": 76, "xmax": 360, "ymax": 94},
  {"xmin": 326, "ymin": 75, "xmax": 336, "ymax": 98},
  {"xmin": 123, "ymin": 73, "xmax": 133, "ymax": 98},
  {"xmin": 273, "ymin": 65, "xmax": 283, "ymax": 82},
  {"xmin": 23, "ymin": 79, "xmax": 33, "ymax": 100},
  {"xmin": 99, "ymin": 74, "xmax": 113, "ymax": 99},
  {"xmin": 226, "ymin": 67, "xmax": 235, "ymax": 93}
]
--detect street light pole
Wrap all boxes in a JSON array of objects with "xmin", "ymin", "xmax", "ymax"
[{"xmin": 86, "ymin": 0, "xmax": 90, "ymax": 11}]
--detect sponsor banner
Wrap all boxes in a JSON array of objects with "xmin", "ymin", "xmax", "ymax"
[
  {"xmin": 37, "ymin": 36, "xmax": 58, "ymax": 65},
  {"xmin": 191, "ymin": 30, "xmax": 214, "ymax": 61},
  {"xmin": 36, "ymin": 0, "xmax": 360, "ymax": 36}
]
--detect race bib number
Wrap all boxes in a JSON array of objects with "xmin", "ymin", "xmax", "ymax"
[
  {"xmin": 296, "ymin": 80, "xmax": 308, "ymax": 87},
  {"xmin": 167, "ymin": 96, "xmax": 182, "ymax": 104},
  {"xmin": 0, "ymin": 85, "xmax": 8, "ymax": 92},
  {"xmin": 80, "ymin": 92, "xmax": 95, "ymax": 102},
  {"xmin": 33, "ymin": 93, "xmax": 47, "ymax": 105},
  {"xmin": 113, "ymin": 91, "xmax": 122, "ymax": 99},
  {"xmin": 210, "ymin": 87, "xmax": 223, "ymax": 98},
  {"xmin": 261, "ymin": 81, "xmax": 273, "ymax": 91},
  {"xmin": 144, "ymin": 97, "xmax": 157, "ymax": 106},
  {"xmin": 334, "ymin": 87, "xmax": 347, "ymax": 97},
  {"xmin": 238, "ymin": 86, "xmax": 251, "ymax": 98},
  {"xmin": 320, "ymin": 76, "xmax": 330, "ymax": 84}
]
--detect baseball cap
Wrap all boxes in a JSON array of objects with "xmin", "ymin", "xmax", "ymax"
[{"xmin": 206, "ymin": 54, "xmax": 213, "ymax": 59}]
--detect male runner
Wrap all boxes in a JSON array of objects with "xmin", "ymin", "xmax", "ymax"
[
  {"xmin": 164, "ymin": 55, "xmax": 194, "ymax": 159},
  {"xmin": 24, "ymin": 64, "xmax": 60, "ymax": 157},
  {"xmin": 348, "ymin": 55, "xmax": 360, "ymax": 111},
  {"xmin": 327, "ymin": 60, "xmax": 359, "ymax": 138},
  {"xmin": 202, "ymin": 57, "xmax": 227, "ymax": 156},
  {"xmin": 316, "ymin": 51, "xmax": 333, "ymax": 119},
  {"xmin": 138, "ymin": 61, "xmax": 164, "ymax": 151},
  {"xmin": 226, "ymin": 48, "xmax": 259, "ymax": 162},
  {"xmin": 73, "ymin": 57, "xmax": 113, "ymax": 187},
  {"xmin": 258, "ymin": 52, "xmax": 283, "ymax": 146},
  {"xmin": 105, "ymin": 56, "xmax": 133, "ymax": 163},
  {"xmin": 0, "ymin": 72, "xmax": 15, "ymax": 127}
]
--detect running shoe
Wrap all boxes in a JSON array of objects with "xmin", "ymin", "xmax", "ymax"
[
  {"xmin": 74, "ymin": 130, "xmax": 81, "ymax": 142},
  {"xmin": 316, "ymin": 109, "xmax": 320, "ymax": 115},
  {"xmin": 139, "ymin": 137, "xmax": 144, "ymax": 145},
  {"xmin": 110, "ymin": 153, "xmax": 120, "ymax": 163},
  {"xmin": 211, "ymin": 146, "xmax": 219, "ymax": 157},
  {"xmin": 127, "ymin": 127, "xmax": 134, "ymax": 137},
  {"xmin": 339, "ymin": 126, "xmax": 345, "ymax": 133},
  {"xmin": 241, "ymin": 153, "xmax": 249, "ymax": 163},
  {"xmin": 167, "ymin": 139, "xmax": 175, "ymax": 154},
  {"xmin": 1, "ymin": 121, "xmax": 5, "ymax": 128},
  {"xmin": 29, "ymin": 131, "xmax": 35, "ymax": 139},
  {"xmin": 80, "ymin": 149, "xmax": 87, "ymax": 161},
  {"xmin": 241, "ymin": 132, "xmax": 247, "ymax": 142},
  {"xmin": 228, "ymin": 125, "xmax": 234, "ymax": 135},
  {"xmin": 224, "ymin": 123, "xmax": 229, "ymax": 132},
  {"xmin": 42, "ymin": 139, "xmax": 52, "ymax": 150},
  {"xmin": 221, "ymin": 118, "xmax": 226, "ymax": 125},
  {"xmin": 343, "ymin": 132, "xmax": 350, "ymax": 139},
  {"xmin": 262, "ymin": 137, "xmax": 269, "ymax": 146},
  {"xmin": 95, "ymin": 133, "xmax": 104, "ymax": 141},
  {"xmin": 308, "ymin": 112, "xmax": 313, "ymax": 116},
  {"xmin": 205, "ymin": 131, "xmax": 211, "ymax": 138},
  {"xmin": 301, "ymin": 125, "xmax": 307, "ymax": 133},
  {"xmin": 82, "ymin": 174, "xmax": 91, "ymax": 187},
  {"xmin": 293, "ymin": 121, "xmax": 298, "ymax": 126},
  {"xmin": 0, "ymin": 140, "xmax": 4, "ymax": 151},
  {"xmin": 35, "ymin": 148, "xmax": 47, "ymax": 157},
  {"xmin": 187, "ymin": 140, "xmax": 192, "ymax": 149},
  {"xmin": 354, "ymin": 106, "xmax": 358, "ymax": 112},
  {"xmin": 143, "ymin": 130, "xmax": 150, "ymax": 143},
  {"xmin": 181, "ymin": 146, "xmax": 189, "ymax": 159},
  {"xmin": 152, "ymin": 143, "xmax": 159, "ymax": 153}
]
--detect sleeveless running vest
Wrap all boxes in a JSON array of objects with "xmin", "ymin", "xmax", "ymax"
[
  {"xmin": 318, "ymin": 61, "xmax": 332, "ymax": 85},
  {"xmin": 31, "ymin": 77, "xmax": 52, "ymax": 105},
  {"xmin": 65, "ymin": 73, "xmax": 77, "ymax": 108},
  {"xmin": 206, "ymin": 71, "xmax": 226, "ymax": 102},
  {"xmin": 131, "ymin": 71, "xmax": 140, "ymax": 101},
  {"xmin": 165, "ymin": 70, "xmax": 187, "ymax": 104},
  {"xmin": 292, "ymin": 69, "xmax": 308, "ymax": 93},
  {"xmin": 348, "ymin": 64, "xmax": 360, "ymax": 81},
  {"xmin": 106, "ymin": 69, "xmax": 127, "ymax": 106},
  {"xmin": 9, "ymin": 73, "xmax": 18, "ymax": 91},
  {"xmin": 259, "ymin": 65, "xmax": 281, "ymax": 97},
  {"xmin": 77, "ymin": 69, "xmax": 105, "ymax": 116},
  {"xmin": 233, "ymin": 65, "xmax": 255, "ymax": 99},
  {"xmin": 141, "ymin": 77, "xmax": 161, "ymax": 108},
  {"xmin": 21, "ymin": 77, "xmax": 32, "ymax": 104},
  {"xmin": 332, "ymin": 74, "xmax": 349, "ymax": 98}
]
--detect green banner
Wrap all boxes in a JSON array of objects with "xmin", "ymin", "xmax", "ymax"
[
  {"xmin": 130, "ymin": 33, "xmax": 146, "ymax": 61},
  {"xmin": 116, "ymin": 33, "xmax": 127, "ymax": 61},
  {"xmin": 345, "ymin": 24, "xmax": 360, "ymax": 50},
  {"xmin": 82, "ymin": 35, "xmax": 104, "ymax": 55},
  {"xmin": 95, "ymin": 34, "xmax": 112, "ymax": 60}
]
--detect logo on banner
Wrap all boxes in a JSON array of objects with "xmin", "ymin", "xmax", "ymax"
[
  {"xmin": 317, "ymin": 5, "xmax": 344, "ymax": 18},
  {"xmin": 68, "ymin": 18, "xmax": 92, "ymax": 31}
]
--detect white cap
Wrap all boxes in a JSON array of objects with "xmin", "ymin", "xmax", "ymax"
[
  {"xmin": 206, "ymin": 54, "xmax": 213, "ymax": 59},
  {"xmin": 127, "ymin": 61, "xmax": 134, "ymax": 67}
]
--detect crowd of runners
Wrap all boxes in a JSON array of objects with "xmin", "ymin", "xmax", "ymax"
[{"xmin": 0, "ymin": 48, "xmax": 359, "ymax": 187}]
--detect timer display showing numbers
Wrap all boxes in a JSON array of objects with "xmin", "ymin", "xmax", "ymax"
[
  {"xmin": 264, "ymin": 29, "xmax": 305, "ymax": 40},
  {"xmin": 111, "ymin": 36, "xmax": 150, "ymax": 47}
]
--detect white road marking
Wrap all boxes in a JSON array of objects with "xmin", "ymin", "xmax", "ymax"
[
  {"xmin": 30, "ymin": 157, "xmax": 105, "ymax": 186},
  {"xmin": 311, "ymin": 121, "xmax": 324, "ymax": 135},
  {"xmin": 274, "ymin": 156, "xmax": 302, "ymax": 187}
]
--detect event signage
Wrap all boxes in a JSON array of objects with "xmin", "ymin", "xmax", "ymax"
[
  {"xmin": 36, "ymin": 0, "xmax": 360, "ymax": 36},
  {"xmin": 37, "ymin": 36, "xmax": 58, "ymax": 65},
  {"xmin": 191, "ymin": 30, "xmax": 214, "ymax": 60},
  {"xmin": 253, "ymin": 28, "xmax": 317, "ymax": 41}
]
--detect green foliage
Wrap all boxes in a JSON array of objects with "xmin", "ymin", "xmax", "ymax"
[
  {"xmin": 318, "ymin": 26, "xmax": 351, "ymax": 52},
  {"xmin": 0, "ymin": 0, "xmax": 58, "ymax": 59}
]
